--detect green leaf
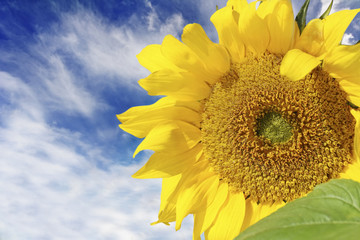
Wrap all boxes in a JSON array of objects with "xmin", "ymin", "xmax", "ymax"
[
  {"xmin": 235, "ymin": 179, "xmax": 360, "ymax": 240},
  {"xmin": 295, "ymin": 0, "xmax": 311, "ymax": 34},
  {"xmin": 320, "ymin": 0, "xmax": 333, "ymax": 20}
]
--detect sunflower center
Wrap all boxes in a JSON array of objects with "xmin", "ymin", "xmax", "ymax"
[
  {"xmin": 201, "ymin": 53, "xmax": 355, "ymax": 203},
  {"xmin": 257, "ymin": 111, "xmax": 292, "ymax": 144}
]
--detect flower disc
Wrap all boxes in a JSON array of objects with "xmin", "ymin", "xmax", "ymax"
[{"xmin": 201, "ymin": 53, "xmax": 356, "ymax": 203}]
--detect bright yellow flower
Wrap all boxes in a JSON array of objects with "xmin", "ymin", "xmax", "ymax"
[{"xmin": 118, "ymin": 0, "xmax": 360, "ymax": 239}]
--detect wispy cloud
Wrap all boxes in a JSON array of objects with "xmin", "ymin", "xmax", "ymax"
[
  {"xmin": 45, "ymin": 4, "xmax": 185, "ymax": 84},
  {"xmin": 2, "ymin": 0, "xmax": 357, "ymax": 239},
  {"xmin": 1, "ymin": 0, "xmax": 186, "ymax": 117},
  {"xmin": 0, "ymin": 0, "xmax": 193, "ymax": 239},
  {"xmin": 342, "ymin": 33, "xmax": 356, "ymax": 45},
  {"xmin": 0, "ymin": 70, "xmax": 193, "ymax": 239},
  {"xmin": 0, "ymin": 126, "xmax": 193, "ymax": 239}
]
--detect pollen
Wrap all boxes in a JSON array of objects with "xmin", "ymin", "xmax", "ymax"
[{"xmin": 201, "ymin": 53, "xmax": 356, "ymax": 203}]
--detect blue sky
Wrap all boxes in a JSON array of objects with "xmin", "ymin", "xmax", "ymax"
[{"xmin": 0, "ymin": 0, "xmax": 359, "ymax": 239}]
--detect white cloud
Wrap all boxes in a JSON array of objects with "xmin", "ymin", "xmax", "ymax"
[
  {"xmin": 2, "ymin": 1, "xmax": 358, "ymax": 239},
  {"xmin": 39, "ymin": 55, "xmax": 100, "ymax": 117},
  {"xmin": 0, "ymin": 0, "xmax": 186, "ymax": 119},
  {"xmin": 0, "ymin": 45, "xmax": 103, "ymax": 118},
  {"xmin": 0, "ymin": 72, "xmax": 44, "ymax": 123},
  {"xmin": 0, "ymin": 140, "xmax": 193, "ymax": 240},
  {"xmin": 0, "ymin": 70, "xmax": 193, "ymax": 239},
  {"xmin": 44, "ymin": 3, "xmax": 185, "ymax": 86},
  {"xmin": 145, "ymin": 0, "xmax": 161, "ymax": 31},
  {"xmin": 195, "ymin": 0, "xmax": 226, "ymax": 42},
  {"xmin": 0, "ymin": 1, "xmax": 194, "ymax": 239},
  {"xmin": 320, "ymin": 0, "xmax": 357, "ymax": 14},
  {"xmin": 319, "ymin": 0, "xmax": 335, "ymax": 15},
  {"xmin": 342, "ymin": 33, "xmax": 356, "ymax": 45}
]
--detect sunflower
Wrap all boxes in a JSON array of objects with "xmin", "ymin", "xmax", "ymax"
[{"xmin": 118, "ymin": 0, "xmax": 360, "ymax": 239}]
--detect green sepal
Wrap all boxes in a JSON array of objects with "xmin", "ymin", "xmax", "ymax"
[
  {"xmin": 216, "ymin": 5, "xmax": 219, "ymax": 11},
  {"xmin": 348, "ymin": 101, "xmax": 359, "ymax": 109},
  {"xmin": 234, "ymin": 179, "xmax": 360, "ymax": 240},
  {"xmin": 295, "ymin": 0, "xmax": 311, "ymax": 34},
  {"xmin": 320, "ymin": 0, "xmax": 333, "ymax": 19}
]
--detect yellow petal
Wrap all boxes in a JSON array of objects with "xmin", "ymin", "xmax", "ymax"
[
  {"xmin": 136, "ymin": 44, "xmax": 180, "ymax": 73},
  {"xmin": 118, "ymin": 97, "xmax": 201, "ymax": 122},
  {"xmin": 226, "ymin": 0, "xmax": 247, "ymax": 13},
  {"xmin": 160, "ymin": 35, "xmax": 207, "ymax": 77},
  {"xmin": 340, "ymin": 109, "xmax": 360, "ymax": 182},
  {"xmin": 133, "ymin": 121, "xmax": 200, "ymax": 157},
  {"xmin": 323, "ymin": 44, "xmax": 360, "ymax": 83},
  {"xmin": 341, "ymin": 161, "xmax": 360, "ymax": 183},
  {"xmin": 241, "ymin": 200, "xmax": 285, "ymax": 231},
  {"xmin": 280, "ymin": 49, "xmax": 321, "ymax": 81},
  {"xmin": 351, "ymin": 109, "xmax": 360, "ymax": 163},
  {"xmin": 322, "ymin": 9, "xmax": 360, "ymax": 54},
  {"xmin": 176, "ymin": 174, "xmax": 219, "ymax": 230},
  {"xmin": 158, "ymin": 158, "xmax": 208, "ymax": 227},
  {"xmin": 295, "ymin": 19, "xmax": 325, "ymax": 57},
  {"xmin": 152, "ymin": 174, "xmax": 182, "ymax": 225},
  {"xmin": 193, "ymin": 182, "xmax": 229, "ymax": 239},
  {"xmin": 338, "ymin": 80, "xmax": 360, "ymax": 107},
  {"xmin": 257, "ymin": 201, "xmax": 285, "ymax": 219},
  {"xmin": 238, "ymin": 2, "xmax": 269, "ymax": 55},
  {"xmin": 257, "ymin": 0, "xmax": 295, "ymax": 54},
  {"xmin": 204, "ymin": 191, "xmax": 246, "ymax": 240},
  {"xmin": 132, "ymin": 144, "xmax": 202, "ymax": 179},
  {"xmin": 210, "ymin": 7, "xmax": 245, "ymax": 63},
  {"xmin": 117, "ymin": 97, "xmax": 201, "ymax": 138},
  {"xmin": 241, "ymin": 200, "xmax": 258, "ymax": 231},
  {"xmin": 139, "ymin": 69, "xmax": 211, "ymax": 100},
  {"xmin": 182, "ymin": 23, "xmax": 230, "ymax": 83}
]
